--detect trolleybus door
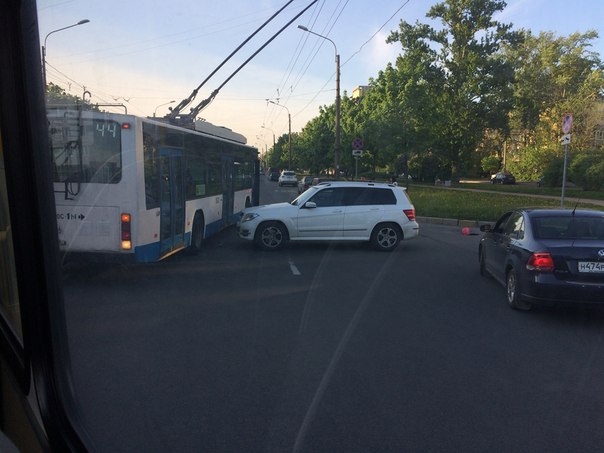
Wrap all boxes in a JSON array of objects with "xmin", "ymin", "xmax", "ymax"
[
  {"xmin": 159, "ymin": 148, "xmax": 185, "ymax": 257},
  {"xmin": 222, "ymin": 156, "xmax": 234, "ymax": 226}
]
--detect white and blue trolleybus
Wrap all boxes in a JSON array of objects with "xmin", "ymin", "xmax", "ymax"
[{"xmin": 48, "ymin": 107, "xmax": 258, "ymax": 262}]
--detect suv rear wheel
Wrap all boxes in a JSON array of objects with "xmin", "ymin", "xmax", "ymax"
[{"xmin": 371, "ymin": 223, "xmax": 401, "ymax": 251}]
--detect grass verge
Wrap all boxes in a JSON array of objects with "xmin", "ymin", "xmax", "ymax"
[{"xmin": 407, "ymin": 185, "xmax": 603, "ymax": 222}]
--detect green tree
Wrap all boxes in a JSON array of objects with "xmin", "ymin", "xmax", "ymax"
[
  {"xmin": 355, "ymin": 32, "xmax": 444, "ymax": 179},
  {"xmin": 505, "ymin": 30, "xmax": 604, "ymax": 151},
  {"xmin": 265, "ymin": 133, "xmax": 289, "ymax": 170},
  {"xmin": 569, "ymin": 150, "xmax": 604, "ymax": 190},
  {"xmin": 387, "ymin": 0, "xmax": 519, "ymax": 177},
  {"xmin": 505, "ymin": 146, "xmax": 557, "ymax": 182},
  {"xmin": 481, "ymin": 155, "xmax": 500, "ymax": 175},
  {"xmin": 296, "ymin": 108, "xmax": 334, "ymax": 174}
]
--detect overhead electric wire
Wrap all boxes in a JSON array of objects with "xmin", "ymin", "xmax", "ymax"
[
  {"xmin": 264, "ymin": 0, "xmax": 347, "ymax": 132},
  {"xmin": 188, "ymin": 0, "xmax": 320, "ymax": 118},
  {"xmin": 54, "ymin": 5, "xmax": 291, "ymax": 66},
  {"xmin": 272, "ymin": 0, "xmax": 325, "ymax": 100},
  {"xmin": 342, "ymin": 0, "xmax": 410, "ymax": 66},
  {"xmin": 45, "ymin": 63, "xmax": 146, "ymax": 115},
  {"xmin": 168, "ymin": 0, "xmax": 295, "ymax": 118},
  {"xmin": 293, "ymin": 0, "xmax": 411, "ymax": 118},
  {"xmin": 261, "ymin": 0, "xmax": 324, "ymax": 132},
  {"xmin": 288, "ymin": 0, "xmax": 349, "ymax": 106}
]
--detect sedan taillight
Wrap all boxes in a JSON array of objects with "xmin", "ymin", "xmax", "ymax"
[
  {"xmin": 403, "ymin": 209, "xmax": 415, "ymax": 221},
  {"xmin": 526, "ymin": 252, "xmax": 554, "ymax": 272}
]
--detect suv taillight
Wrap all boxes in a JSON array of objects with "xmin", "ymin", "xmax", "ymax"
[
  {"xmin": 526, "ymin": 252, "xmax": 554, "ymax": 272},
  {"xmin": 403, "ymin": 209, "xmax": 415, "ymax": 221}
]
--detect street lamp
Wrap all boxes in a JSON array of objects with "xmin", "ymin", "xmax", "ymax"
[
  {"xmin": 42, "ymin": 19, "xmax": 90, "ymax": 88},
  {"xmin": 154, "ymin": 100, "xmax": 175, "ymax": 117},
  {"xmin": 298, "ymin": 25, "xmax": 340, "ymax": 177},
  {"xmin": 267, "ymin": 100, "xmax": 292, "ymax": 170},
  {"xmin": 261, "ymin": 125, "xmax": 276, "ymax": 148}
]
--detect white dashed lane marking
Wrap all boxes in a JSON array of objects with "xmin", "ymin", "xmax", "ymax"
[{"xmin": 288, "ymin": 258, "xmax": 301, "ymax": 276}]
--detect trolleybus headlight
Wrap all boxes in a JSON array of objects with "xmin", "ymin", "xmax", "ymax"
[{"xmin": 241, "ymin": 213, "xmax": 259, "ymax": 223}]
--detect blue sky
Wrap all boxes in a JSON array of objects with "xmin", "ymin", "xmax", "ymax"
[{"xmin": 38, "ymin": 0, "xmax": 603, "ymax": 149}]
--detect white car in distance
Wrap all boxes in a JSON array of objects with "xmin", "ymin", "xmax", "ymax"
[
  {"xmin": 238, "ymin": 181, "xmax": 419, "ymax": 251},
  {"xmin": 278, "ymin": 170, "xmax": 297, "ymax": 187}
]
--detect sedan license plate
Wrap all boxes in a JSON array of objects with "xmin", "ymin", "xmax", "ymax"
[{"xmin": 578, "ymin": 261, "xmax": 604, "ymax": 273}]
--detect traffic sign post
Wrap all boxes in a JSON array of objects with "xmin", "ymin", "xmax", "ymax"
[
  {"xmin": 352, "ymin": 139, "xmax": 363, "ymax": 180},
  {"xmin": 560, "ymin": 114, "xmax": 573, "ymax": 208},
  {"xmin": 352, "ymin": 149, "xmax": 363, "ymax": 179}
]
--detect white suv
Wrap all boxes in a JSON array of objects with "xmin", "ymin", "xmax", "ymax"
[
  {"xmin": 238, "ymin": 181, "xmax": 419, "ymax": 251},
  {"xmin": 278, "ymin": 170, "xmax": 297, "ymax": 187}
]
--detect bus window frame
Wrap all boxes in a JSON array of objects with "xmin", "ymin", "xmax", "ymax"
[{"xmin": 0, "ymin": 1, "xmax": 89, "ymax": 450}]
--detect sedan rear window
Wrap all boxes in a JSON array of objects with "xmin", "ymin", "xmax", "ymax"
[{"xmin": 533, "ymin": 216, "xmax": 604, "ymax": 239}]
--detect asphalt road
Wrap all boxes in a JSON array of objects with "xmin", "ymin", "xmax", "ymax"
[{"xmin": 62, "ymin": 179, "xmax": 604, "ymax": 452}]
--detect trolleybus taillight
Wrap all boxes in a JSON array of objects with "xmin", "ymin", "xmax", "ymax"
[{"xmin": 121, "ymin": 213, "xmax": 132, "ymax": 250}]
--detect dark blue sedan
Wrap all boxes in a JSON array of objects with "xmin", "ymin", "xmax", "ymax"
[{"xmin": 479, "ymin": 209, "xmax": 604, "ymax": 310}]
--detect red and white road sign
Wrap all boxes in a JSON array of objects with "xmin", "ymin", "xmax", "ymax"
[{"xmin": 562, "ymin": 114, "xmax": 573, "ymax": 134}]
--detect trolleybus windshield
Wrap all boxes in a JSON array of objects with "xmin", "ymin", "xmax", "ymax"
[{"xmin": 49, "ymin": 114, "xmax": 122, "ymax": 184}]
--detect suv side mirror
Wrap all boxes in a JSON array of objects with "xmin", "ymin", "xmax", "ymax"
[{"xmin": 303, "ymin": 201, "xmax": 317, "ymax": 209}]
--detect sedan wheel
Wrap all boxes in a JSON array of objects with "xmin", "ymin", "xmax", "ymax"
[
  {"xmin": 371, "ymin": 223, "xmax": 401, "ymax": 251},
  {"xmin": 506, "ymin": 268, "xmax": 531, "ymax": 311},
  {"xmin": 479, "ymin": 248, "xmax": 490, "ymax": 277},
  {"xmin": 255, "ymin": 221, "xmax": 287, "ymax": 251}
]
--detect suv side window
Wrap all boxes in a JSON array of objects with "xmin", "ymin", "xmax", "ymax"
[
  {"xmin": 344, "ymin": 188, "xmax": 396, "ymax": 206},
  {"xmin": 308, "ymin": 187, "xmax": 346, "ymax": 207},
  {"xmin": 365, "ymin": 188, "xmax": 396, "ymax": 205}
]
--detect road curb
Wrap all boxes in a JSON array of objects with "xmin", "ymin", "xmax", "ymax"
[{"xmin": 417, "ymin": 216, "xmax": 495, "ymax": 228}]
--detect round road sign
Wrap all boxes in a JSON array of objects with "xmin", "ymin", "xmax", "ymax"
[
  {"xmin": 352, "ymin": 138, "xmax": 363, "ymax": 149},
  {"xmin": 562, "ymin": 114, "xmax": 573, "ymax": 134}
]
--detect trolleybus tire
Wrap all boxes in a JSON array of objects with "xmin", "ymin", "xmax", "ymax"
[{"xmin": 186, "ymin": 211, "xmax": 204, "ymax": 255}]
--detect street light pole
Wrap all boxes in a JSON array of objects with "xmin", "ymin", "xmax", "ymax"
[
  {"xmin": 42, "ymin": 19, "xmax": 90, "ymax": 88},
  {"xmin": 261, "ymin": 125, "xmax": 276, "ymax": 149},
  {"xmin": 267, "ymin": 101, "xmax": 292, "ymax": 170},
  {"xmin": 298, "ymin": 25, "xmax": 340, "ymax": 177},
  {"xmin": 154, "ymin": 100, "xmax": 175, "ymax": 117}
]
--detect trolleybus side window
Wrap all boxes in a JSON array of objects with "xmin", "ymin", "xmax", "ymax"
[{"xmin": 143, "ymin": 127, "xmax": 160, "ymax": 209}]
